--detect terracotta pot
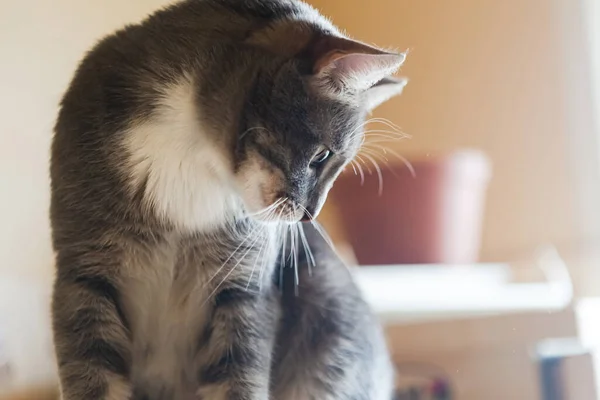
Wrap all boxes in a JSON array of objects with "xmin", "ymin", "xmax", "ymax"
[{"xmin": 332, "ymin": 150, "xmax": 492, "ymax": 265}]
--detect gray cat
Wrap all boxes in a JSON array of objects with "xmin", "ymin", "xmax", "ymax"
[{"xmin": 50, "ymin": 0, "xmax": 407, "ymax": 399}]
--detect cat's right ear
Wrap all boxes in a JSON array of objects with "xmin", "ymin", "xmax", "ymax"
[{"xmin": 307, "ymin": 36, "xmax": 406, "ymax": 95}]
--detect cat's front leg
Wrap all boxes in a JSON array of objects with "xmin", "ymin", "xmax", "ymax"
[
  {"xmin": 52, "ymin": 260, "xmax": 132, "ymax": 400},
  {"xmin": 196, "ymin": 286, "xmax": 279, "ymax": 400}
]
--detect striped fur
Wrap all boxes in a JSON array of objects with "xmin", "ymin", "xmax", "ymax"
[{"xmin": 50, "ymin": 1, "xmax": 405, "ymax": 399}]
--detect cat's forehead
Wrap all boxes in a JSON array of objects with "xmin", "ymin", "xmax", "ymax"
[
  {"xmin": 297, "ymin": 100, "xmax": 364, "ymax": 151},
  {"xmin": 329, "ymin": 107, "xmax": 365, "ymax": 151}
]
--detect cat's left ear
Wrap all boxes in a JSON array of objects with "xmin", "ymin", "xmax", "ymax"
[
  {"xmin": 308, "ymin": 36, "xmax": 406, "ymax": 94},
  {"xmin": 364, "ymin": 76, "xmax": 408, "ymax": 111}
]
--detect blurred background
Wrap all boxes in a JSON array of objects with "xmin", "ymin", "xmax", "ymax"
[{"xmin": 2, "ymin": 0, "xmax": 600, "ymax": 399}]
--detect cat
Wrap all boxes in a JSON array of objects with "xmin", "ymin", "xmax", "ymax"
[{"xmin": 49, "ymin": 0, "xmax": 407, "ymax": 399}]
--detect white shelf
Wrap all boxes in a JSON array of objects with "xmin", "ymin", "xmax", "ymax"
[{"xmin": 352, "ymin": 264, "xmax": 573, "ymax": 325}]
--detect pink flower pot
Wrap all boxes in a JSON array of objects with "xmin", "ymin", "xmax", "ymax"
[{"xmin": 332, "ymin": 150, "xmax": 492, "ymax": 265}]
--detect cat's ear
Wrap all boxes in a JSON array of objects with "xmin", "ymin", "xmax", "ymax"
[
  {"xmin": 308, "ymin": 36, "xmax": 406, "ymax": 94},
  {"xmin": 364, "ymin": 76, "xmax": 408, "ymax": 111}
]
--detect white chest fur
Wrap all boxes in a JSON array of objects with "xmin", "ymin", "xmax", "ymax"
[
  {"xmin": 123, "ymin": 73, "xmax": 238, "ymax": 233},
  {"xmin": 121, "ymin": 223, "xmax": 280, "ymax": 397},
  {"xmin": 122, "ymin": 239, "xmax": 210, "ymax": 396}
]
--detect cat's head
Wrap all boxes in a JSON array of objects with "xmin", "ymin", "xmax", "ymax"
[
  {"xmin": 122, "ymin": 11, "xmax": 406, "ymax": 232},
  {"xmin": 234, "ymin": 30, "xmax": 407, "ymax": 223}
]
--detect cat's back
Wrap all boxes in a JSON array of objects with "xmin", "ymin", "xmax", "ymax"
[
  {"xmin": 51, "ymin": 0, "xmax": 330, "ymax": 167},
  {"xmin": 61, "ymin": 0, "xmax": 321, "ymax": 82}
]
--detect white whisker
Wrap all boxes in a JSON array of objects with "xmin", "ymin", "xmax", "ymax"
[
  {"xmin": 203, "ymin": 220, "xmax": 264, "ymax": 288},
  {"xmin": 259, "ymin": 208, "xmax": 285, "ymax": 289},
  {"xmin": 202, "ymin": 231, "xmax": 263, "ymax": 306},
  {"xmin": 249, "ymin": 197, "xmax": 286, "ymax": 217},
  {"xmin": 246, "ymin": 228, "xmax": 269, "ymax": 291},
  {"xmin": 288, "ymin": 224, "xmax": 298, "ymax": 295},
  {"xmin": 363, "ymin": 129, "xmax": 410, "ymax": 139},
  {"xmin": 345, "ymin": 119, "xmax": 397, "ymax": 146},
  {"xmin": 365, "ymin": 117, "xmax": 406, "ymax": 134},
  {"xmin": 361, "ymin": 148, "xmax": 402, "ymax": 181},
  {"xmin": 362, "ymin": 133, "xmax": 408, "ymax": 142},
  {"xmin": 347, "ymin": 118, "xmax": 411, "ymax": 141},
  {"xmin": 361, "ymin": 152, "xmax": 384, "ymax": 196},
  {"xmin": 363, "ymin": 146, "xmax": 416, "ymax": 178},
  {"xmin": 288, "ymin": 223, "xmax": 295, "ymax": 264},
  {"xmin": 280, "ymin": 221, "xmax": 288, "ymax": 266},
  {"xmin": 345, "ymin": 119, "xmax": 377, "ymax": 141},
  {"xmin": 362, "ymin": 138, "xmax": 405, "ymax": 146},
  {"xmin": 361, "ymin": 147, "xmax": 389, "ymax": 161},
  {"xmin": 310, "ymin": 220, "xmax": 336, "ymax": 251},
  {"xmin": 299, "ymin": 223, "xmax": 316, "ymax": 277},
  {"xmin": 292, "ymin": 205, "xmax": 336, "ymax": 257},
  {"xmin": 279, "ymin": 221, "xmax": 289, "ymax": 288},
  {"xmin": 292, "ymin": 224, "xmax": 299, "ymax": 295},
  {"xmin": 355, "ymin": 154, "xmax": 372, "ymax": 175},
  {"xmin": 352, "ymin": 160, "xmax": 365, "ymax": 185},
  {"xmin": 241, "ymin": 203, "xmax": 280, "ymax": 291}
]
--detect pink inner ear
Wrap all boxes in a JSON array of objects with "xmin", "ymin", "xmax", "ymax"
[
  {"xmin": 309, "ymin": 35, "xmax": 405, "ymax": 91},
  {"xmin": 332, "ymin": 53, "xmax": 404, "ymax": 76},
  {"xmin": 311, "ymin": 35, "xmax": 403, "ymax": 71},
  {"xmin": 316, "ymin": 51, "xmax": 406, "ymax": 91},
  {"xmin": 314, "ymin": 50, "xmax": 349, "ymax": 75}
]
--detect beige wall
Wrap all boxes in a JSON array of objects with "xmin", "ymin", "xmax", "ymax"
[
  {"xmin": 0, "ymin": 0, "xmax": 174, "ymax": 282},
  {"xmin": 311, "ymin": 0, "xmax": 596, "ymax": 269}
]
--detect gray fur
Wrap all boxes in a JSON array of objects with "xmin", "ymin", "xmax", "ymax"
[{"xmin": 50, "ymin": 1, "xmax": 405, "ymax": 399}]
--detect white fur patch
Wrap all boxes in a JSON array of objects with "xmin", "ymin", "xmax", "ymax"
[
  {"xmin": 121, "ymin": 225, "xmax": 280, "ymax": 398},
  {"xmin": 121, "ymin": 236, "xmax": 213, "ymax": 398},
  {"xmin": 124, "ymin": 74, "xmax": 238, "ymax": 232}
]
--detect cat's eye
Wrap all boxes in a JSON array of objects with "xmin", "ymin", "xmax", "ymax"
[{"xmin": 310, "ymin": 149, "xmax": 331, "ymax": 167}]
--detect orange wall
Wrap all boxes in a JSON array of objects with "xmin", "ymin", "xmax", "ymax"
[{"xmin": 311, "ymin": 0, "xmax": 591, "ymax": 264}]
